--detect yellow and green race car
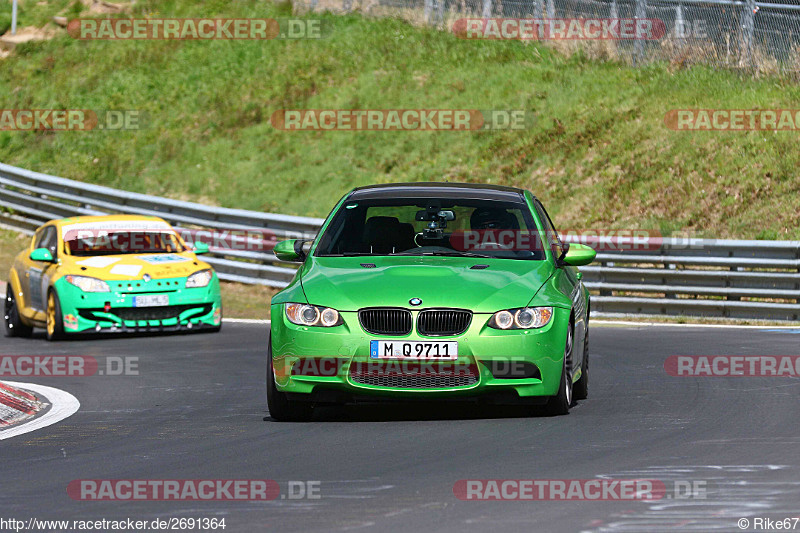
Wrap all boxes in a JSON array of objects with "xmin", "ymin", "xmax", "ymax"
[{"xmin": 4, "ymin": 215, "xmax": 222, "ymax": 341}]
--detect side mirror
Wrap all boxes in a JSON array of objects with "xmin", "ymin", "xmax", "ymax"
[
  {"xmin": 193, "ymin": 241, "xmax": 210, "ymax": 254},
  {"xmin": 273, "ymin": 239, "xmax": 307, "ymax": 263},
  {"xmin": 559, "ymin": 243, "xmax": 596, "ymax": 267},
  {"xmin": 30, "ymin": 248, "xmax": 54, "ymax": 262}
]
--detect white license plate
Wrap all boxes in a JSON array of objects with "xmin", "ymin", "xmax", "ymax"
[
  {"xmin": 370, "ymin": 340, "xmax": 458, "ymax": 360},
  {"xmin": 133, "ymin": 294, "xmax": 169, "ymax": 307}
]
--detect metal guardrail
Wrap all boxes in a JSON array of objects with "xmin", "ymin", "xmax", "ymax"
[{"xmin": 1, "ymin": 162, "xmax": 799, "ymax": 320}]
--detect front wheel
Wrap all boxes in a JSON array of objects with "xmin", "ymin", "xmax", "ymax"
[
  {"xmin": 266, "ymin": 337, "xmax": 313, "ymax": 422},
  {"xmin": 543, "ymin": 325, "xmax": 573, "ymax": 416},
  {"xmin": 5, "ymin": 286, "xmax": 33, "ymax": 338},
  {"xmin": 46, "ymin": 289, "xmax": 65, "ymax": 342}
]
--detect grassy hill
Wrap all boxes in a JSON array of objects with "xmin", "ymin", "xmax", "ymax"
[{"xmin": 1, "ymin": 0, "xmax": 800, "ymax": 239}]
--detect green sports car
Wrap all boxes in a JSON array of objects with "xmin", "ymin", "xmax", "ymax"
[{"xmin": 267, "ymin": 183, "xmax": 596, "ymax": 420}]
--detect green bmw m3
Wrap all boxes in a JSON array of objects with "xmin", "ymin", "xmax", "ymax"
[{"xmin": 267, "ymin": 183, "xmax": 596, "ymax": 420}]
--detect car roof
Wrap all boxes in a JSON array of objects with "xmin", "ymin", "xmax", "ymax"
[
  {"xmin": 43, "ymin": 214, "xmax": 170, "ymax": 229},
  {"xmin": 348, "ymin": 182, "xmax": 531, "ymax": 202}
]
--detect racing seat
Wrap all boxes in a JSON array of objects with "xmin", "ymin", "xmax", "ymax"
[
  {"xmin": 396, "ymin": 223, "xmax": 417, "ymax": 252},
  {"xmin": 363, "ymin": 216, "xmax": 403, "ymax": 254}
]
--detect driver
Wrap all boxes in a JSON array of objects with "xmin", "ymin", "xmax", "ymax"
[{"xmin": 469, "ymin": 208, "xmax": 519, "ymax": 230}]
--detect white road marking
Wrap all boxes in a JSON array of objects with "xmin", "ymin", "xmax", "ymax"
[
  {"xmin": 0, "ymin": 382, "xmax": 80, "ymax": 441},
  {"xmin": 224, "ymin": 318, "xmax": 270, "ymax": 324}
]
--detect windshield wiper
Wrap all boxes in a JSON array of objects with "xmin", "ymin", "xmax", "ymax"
[
  {"xmin": 429, "ymin": 250, "xmax": 493, "ymax": 258},
  {"xmin": 321, "ymin": 252, "xmax": 385, "ymax": 257},
  {"xmin": 393, "ymin": 250, "xmax": 493, "ymax": 259}
]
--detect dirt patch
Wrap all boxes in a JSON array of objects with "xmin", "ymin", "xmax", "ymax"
[
  {"xmin": 80, "ymin": 0, "xmax": 131, "ymax": 14},
  {"xmin": 0, "ymin": 0, "xmax": 131, "ymax": 57},
  {"xmin": 0, "ymin": 25, "xmax": 59, "ymax": 50}
]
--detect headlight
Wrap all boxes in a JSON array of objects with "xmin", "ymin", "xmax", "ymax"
[
  {"xmin": 65, "ymin": 275, "xmax": 110, "ymax": 293},
  {"xmin": 186, "ymin": 269, "xmax": 213, "ymax": 288},
  {"xmin": 489, "ymin": 307, "xmax": 553, "ymax": 330},
  {"xmin": 285, "ymin": 303, "xmax": 343, "ymax": 327}
]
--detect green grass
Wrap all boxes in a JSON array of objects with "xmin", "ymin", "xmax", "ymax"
[{"xmin": 2, "ymin": 0, "xmax": 800, "ymax": 237}]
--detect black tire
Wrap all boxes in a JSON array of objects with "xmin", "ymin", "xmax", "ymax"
[
  {"xmin": 4, "ymin": 286, "xmax": 33, "ymax": 338},
  {"xmin": 573, "ymin": 326, "xmax": 589, "ymax": 401},
  {"xmin": 45, "ymin": 289, "xmax": 65, "ymax": 342},
  {"xmin": 266, "ymin": 336, "xmax": 313, "ymax": 422},
  {"xmin": 544, "ymin": 325, "xmax": 573, "ymax": 416}
]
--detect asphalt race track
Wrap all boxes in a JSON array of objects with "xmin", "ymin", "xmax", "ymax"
[{"xmin": 2, "ymin": 322, "xmax": 800, "ymax": 533}]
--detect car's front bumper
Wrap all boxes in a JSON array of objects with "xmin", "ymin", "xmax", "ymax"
[
  {"xmin": 270, "ymin": 304, "xmax": 570, "ymax": 401},
  {"xmin": 54, "ymin": 276, "xmax": 222, "ymax": 334}
]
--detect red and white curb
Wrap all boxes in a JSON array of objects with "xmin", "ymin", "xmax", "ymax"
[
  {"xmin": 0, "ymin": 381, "xmax": 80, "ymax": 440},
  {"xmin": 0, "ymin": 381, "xmax": 43, "ymax": 426}
]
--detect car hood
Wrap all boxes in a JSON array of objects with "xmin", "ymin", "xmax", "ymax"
[
  {"xmin": 59, "ymin": 252, "xmax": 206, "ymax": 280},
  {"xmin": 299, "ymin": 256, "xmax": 554, "ymax": 313}
]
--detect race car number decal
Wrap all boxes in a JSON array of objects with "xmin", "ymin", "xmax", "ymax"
[{"xmin": 137, "ymin": 254, "xmax": 190, "ymax": 264}]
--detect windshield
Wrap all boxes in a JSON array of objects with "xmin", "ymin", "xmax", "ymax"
[
  {"xmin": 65, "ymin": 230, "xmax": 187, "ymax": 256},
  {"xmin": 314, "ymin": 197, "xmax": 546, "ymax": 260}
]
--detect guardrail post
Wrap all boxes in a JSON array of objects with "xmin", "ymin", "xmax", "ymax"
[
  {"xmin": 546, "ymin": 0, "xmax": 555, "ymax": 20},
  {"xmin": 610, "ymin": 0, "xmax": 618, "ymax": 20},
  {"xmin": 675, "ymin": 2, "xmax": 685, "ymax": 48},
  {"xmin": 482, "ymin": 0, "xmax": 492, "ymax": 18},
  {"xmin": 728, "ymin": 265, "xmax": 742, "ymax": 300},
  {"xmin": 11, "ymin": 0, "xmax": 18, "ymax": 35},
  {"xmin": 742, "ymin": 0, "xmax": 755, "ymax": 68},
  {"xmin": 633, "ymin": 0, "xmax": 646, "ymax": 65},
  {"xmin": 424, "ymin": 0, "xmax": 433, "ymax": 25}
]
